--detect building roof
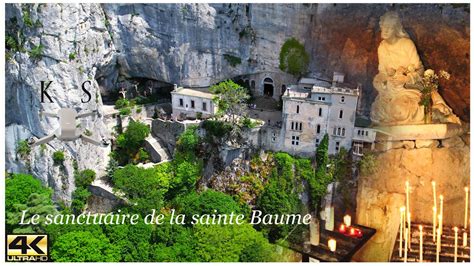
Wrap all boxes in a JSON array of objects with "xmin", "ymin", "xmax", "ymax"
[{"xmin": 171, "ymin": 87, "xmax": 214, "ymax": 99}]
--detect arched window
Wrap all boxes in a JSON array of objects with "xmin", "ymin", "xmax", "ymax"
[{"xmin": 296, "ymin": 105, "xmax": 300, "ymax": 114}]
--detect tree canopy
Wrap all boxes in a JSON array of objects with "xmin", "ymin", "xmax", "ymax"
[{"xmin": 279, "ymin": 38, "xmax": 310, "ymax": 77}]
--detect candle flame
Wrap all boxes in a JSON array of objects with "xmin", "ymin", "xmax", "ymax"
[
  {"xmin": 432, "ymin": 181, "xmax": 436, "ymax": 186},
  {"xmin": 465, "ymin": 187, "xmax": 469, "ymax": 192},
  {"xmin": 419, "ymin": 225, "xmax": 423, "ymax": 230},
  {"xmin": 440, "ymin": 195, "xmax": 444, "ymax": 200},
  {"xmin": 400, "ymin": 206, "xmax": 406, "ymax": 212},
  {"xmin": 454, "ymin": 227, "xmax": 459, "ymax": 232}
]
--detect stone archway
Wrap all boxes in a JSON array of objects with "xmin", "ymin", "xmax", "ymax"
[{"xmin": 263, "ymin": 77, "xmax": 274, "ymax": 97}]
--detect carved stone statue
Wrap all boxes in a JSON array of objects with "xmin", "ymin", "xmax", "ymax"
[{"xmin": 371, "ymin": 11, "xmax": 460, "ymax": 125}]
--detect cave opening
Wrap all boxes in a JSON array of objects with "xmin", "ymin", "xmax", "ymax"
[{"xmin": 263, "ymin": 77, "xmax": 274, "ymax": 97}]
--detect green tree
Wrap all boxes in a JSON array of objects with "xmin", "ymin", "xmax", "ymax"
[
  {"xmin": 104, "ymin": 221, "xmax": 153, "ymax": 261},
  {"xmin": 114, "ymin": 120, "xmax": 150, "ymax": 164},
  {"xmin": 173, "ymin": 190, "xmax": 241, "ymax": 221},
  {"xmin": 71, "ymin": 187, "xmax": 91, "ymax": 214},
  {"xmin": 316, "ymin": 134, "xmax": 329, "ymax": 169},
  {"xmin": 51, "ymin": 231, "xmax": 120, "ymax": 262},
  {"xmin": 6, "ymin": 173, "xmax": 51, "ymax": 213},
  {"xmin": 112, "ymin": 163, "xmax": 171, "ymax": 215},
  {"xmin": 75, "ymin": 169, "xmax": 96, "ymax": 188},
  {"xmin": 194, "ymin": 223, "xmax": 276, "ymax": 262},
  {"xmin": 209, "ymin": 80, "xmax": 250, "ymax": 124},
  {"xmin": 279, "ymin": 38, "xmax": 309, "ymax": 77},
  {"xmin": 176, "ymin": 126, "xmax": 200, "ymax": 153},
  {"xmin": 52, "ymin": 151, "xmax": 65, "ymax": 165},
  {"xmin": 7, "ymin": 193, "xmax": 57, "ymax": 233}
]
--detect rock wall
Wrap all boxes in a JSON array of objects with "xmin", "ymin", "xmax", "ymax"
[{"xmin": 353, "ymin": 135, "xmax": 470, "ymax": 261}]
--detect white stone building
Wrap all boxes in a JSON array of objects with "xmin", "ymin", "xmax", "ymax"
[
  {"xmin": 170, "ymin": 86, "xmax": 217, "ymax": 119},
  {"xmin": 280, "ymin": 73, "xmax": 376, "ymax": 156}
]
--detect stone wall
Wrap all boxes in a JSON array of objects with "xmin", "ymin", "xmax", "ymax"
[{"xmin": 353, "ymin": 134, "xmax": 470, "ymax": 261}]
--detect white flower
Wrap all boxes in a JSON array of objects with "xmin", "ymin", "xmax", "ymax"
[
  {"xmin": 424, "ymin": 69, "xmax": 435, "ymax": 77},
  {"xmin": 439, "ymin": 70, "xmax": 450, "ymax": 80}
]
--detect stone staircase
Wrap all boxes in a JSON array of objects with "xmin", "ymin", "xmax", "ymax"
[{"xmin": 391, "ymin": 223, "xmax": 470, "ymax": 262}]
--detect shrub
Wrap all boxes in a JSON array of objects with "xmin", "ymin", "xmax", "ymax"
[
  {"xmin": 52, "ymin": 151, "xmax": 65, "ymax": 165},
  {"xmin": 69, "ymin": 52, "xmax": 77, "ymax": 60},
  {"xmin": 115, "ymin": 98, "xmax": 130, "ymax": 109},
  {"xmin": 224, "ymin": 54, "xmax": 242, "ymax": 67},
  {"xmin": 75, "ymin": 169, "xmax": 96, "ymax": 188},
  {"xmin": 16, "ymin": 139, "xmax": 31, "ymax": 158},
  {"xmin": 359, "ymin": 153, "xmax": 377, "ymax": 176},
  {"xmin": 119, "ymin": 107, "xmax": 131, "ymax": 116},
  {"xmin": 28, "ymin": 44, "xmax": 44, "ymax": 60},
  {"xmin": 279, "ymin": 38, "xmax": 309, "ymax": 77},
  {"xmin": 241, "ymin": 117, "xmax": 258, "ymax": 129},
  {"xmin": 176, "ymin": 126, "xmax": 200, "ymax": 153},
  {"xmin": 202, "ymin": 120, "xmax": 232, "ymax": 139}
]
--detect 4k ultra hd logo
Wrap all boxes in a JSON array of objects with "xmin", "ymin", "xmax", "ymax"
[{"xmin": 6, "ymin": 234, "xmax": 49, "ymax": 262}]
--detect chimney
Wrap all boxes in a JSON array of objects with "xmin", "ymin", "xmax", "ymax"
[
  {"xmin": 173, "ymin": 84, "xmax": 178, "ymax": 90},
  {"xmin": 332, "ymin": 72, "xmax": 345, "ymax": 86}
]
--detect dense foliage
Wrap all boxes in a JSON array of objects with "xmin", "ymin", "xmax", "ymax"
[
  {"xmin": 209, "ymin": 80, "xmax": 250, "ymax": 124},
  {"xmin": 279, "ymin": 38, "xmax": 309, "ymax": 77},
  {"xmin": 113, "ymin": 120, "xmax": 151, "ymax": 165}
]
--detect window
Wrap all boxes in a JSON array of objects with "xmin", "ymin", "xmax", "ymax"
[
  {"xmin": 334, "ymin": 127, "xmax": 345, "ymax": 137},
  {"xmin": 341, "ymin": 96, "xmax": 345, "ymax": 103},
  {"xmin": 272, "ymin": 137, "xmax": 276, "ymax": 142},
  {"xmin": 366, "ymin": 131, "xmax": 369, "ymax": 136},
  {"xmin": 291, "ymin": 136, "xmax": 300, "ymax": 146},
  {"xmin": 316, "ymin": 138, "xmax": 320, "ymax": 145},
  {"xmin": 317, "ymin": 124, "xmax": 321, "ymax": 134},
  {"xmin": 296, "ymin": 105, "xmax": 300, "ymax": 114},
  {"xmin": 318, "ymin": 96, "xmax": 326, "ymax": 101},
  {"xmin": 179, "ymin": 98, "xmax": 183, "ymax": 107},
  {"xmin": 335, "ymin": 141, "xmax": 340, "ymax": 151},
  {"xmin": 318, "ymin": 108, "xmax": 322, "ymax": 117},
  {"xmin": 191, "ymin": 100, "xmax": 195, "ymax": 109},
  {"xmin": 202, "ymin": 102, "xmax": 207, "ymax": 111},
  {"xmin": 353, "ymin": 142, "xmax": 363, "ymax": 156},
  {"xmin": 291, "ymin": 122, "xmax": 302, "ymax": 131},
  {"xmin": 339, "ymin": 110, "xmax": 343, "ymax": 119}
]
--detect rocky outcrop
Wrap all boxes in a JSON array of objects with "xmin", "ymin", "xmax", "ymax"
[
  {"xmin": 353, "ymin": 135, "xmax": 469, "ymax": 261},
  {"xmin": 6, "ymin": 3, "xmax": 114, "ymax": 203}
]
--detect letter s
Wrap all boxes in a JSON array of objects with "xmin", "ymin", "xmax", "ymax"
[{"xmin": 81, "ymin": 80, "xmax": 92, "ymax": 103}]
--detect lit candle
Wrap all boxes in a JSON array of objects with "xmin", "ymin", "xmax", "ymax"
[
  {"xmin": 464, "ymin": 187, "xmax": 469, "ymax": 229},
  {"xmin": 400, "ymin": 207, "xmax": 405, "ymax": 257},
  {"xmin": 432, "ymin": 181, "xmax": 437, "ymax": 211},
  {"xmin": 462, "ymin": 231, "xmax": 467, "ymax": 247},
  {"xmin": 432, "ymin": 206, "xmax": 437, "ymax": 242},
  {"xmin": 408, "ymin": 212, "xmax": 411, "ymax": 250},
  {"xmin": 436, "ymin": 227, "xmax": 441, "ymax": 263},
  {"xmin": 439, "ymin": 195, "xmax": 444, "ymax": 234},
  {"xmin": 404, "ymin": 228, "xmax": 408, "ymax": 263},
  {"xmin": 419, "ymin": 225, "xmax": 423, "ymax": 262},
  {"xmin": 344, "ymin": 215, "xmax": 351, "ymax": 227},
  {"xmin": 454, "ymin": 227, "xmax": 458, "ymax": 263},
  {"xmin": 328, "ymin": 238, "xmax": 337, "ymax": 252},
  {"xmin": 339, "ymin": 224, "xmax": 346, "ymax": 234}
]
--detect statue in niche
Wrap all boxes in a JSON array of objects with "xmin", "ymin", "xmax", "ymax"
[{"xmin": 370, "ymin": 11, "xmax": 460, "ymax": 125}]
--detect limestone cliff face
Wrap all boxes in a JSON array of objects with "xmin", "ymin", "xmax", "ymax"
[{"xmin": 5, "ymin": 3, "xmax": 114, "ymax": 202}]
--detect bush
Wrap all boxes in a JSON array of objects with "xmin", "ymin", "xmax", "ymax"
[
  {"xmin": 75, "ymin": 169, "xmax": 96, "ymax": 188},
  {"xmin": 71, "ymin": 187, "xmax": 91, "ymax": 213},
  {"xmin": 115, "ymin": 98, "xmax": 130, "ymax": 109},
  {"xmin": 202, "ymin": 120, "xmax": 232, "ymax": 139},
  {"xmin": 279, "ymin": 38, "xmax": 309, "ymax": 77},
  {"xmin": 241, "ymin": 117, "xmax": 258, "ymax": 129},
  {"xmin": 223, "ymin": 54, "xmax": 242, "ymax": 67},
  {"xmin": 16, "ymin": 139, "xmax": 31, "ymax": 158},
  {"xmin": 68, "ymin": 52, "xmax": 77, "ymax": 60},
  {"xmin": 119, "ymin": 107, "xmax": 131, "ymax": 116},
  {"xmin": 52, "ymin": 151, "xmax": 65, "ymax": 165},
  {"xmin": 359, "ymin": 153, "xmax": 377, "ymax": 176},
  {"xmin": 176, "ymin": 126, "xmax": 200, "ymax": 153},
  {"xmin": 28, "ymin": 44, "xmax": 44, "ymax": 60}
]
